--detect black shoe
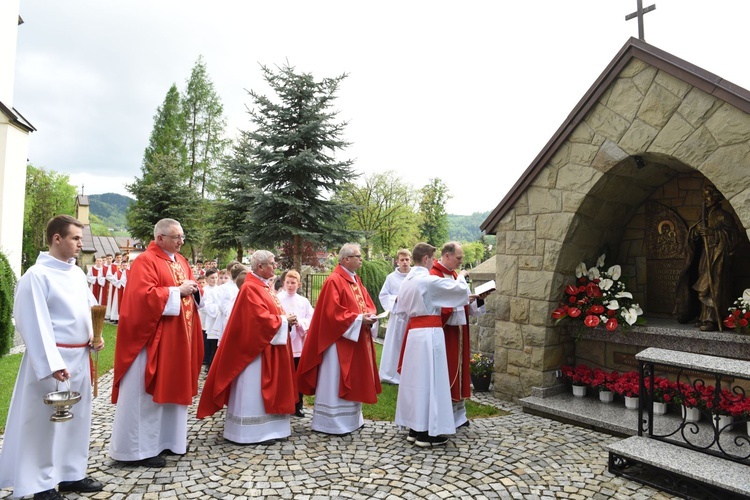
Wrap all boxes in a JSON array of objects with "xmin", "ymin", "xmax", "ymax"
[
  {"xmin": 160, "ymin": 449, "xmax": 182, "ymax": 456},
  {"xmin": 118, "ymin": 455, "xmax": 166, "ymax": 467},
  {"xmin": 415, "ymin": 433, "xmax": 448, "ymax": 448},
  {"xmin": 406, "ymin": 429, "xmax": 418, "ymax": 443},
  {"xmin": 34, "ymin": 490, "xmax": 64, "ymax": 500},
  {"xmin": 58, "ymin": 477, "xmax": 103, "ymax": 492},
  {"xmin": 294, "ymin": 408, "xmax": 305, "ymax": 417},
  {"xmin": 458, "ymin": 420, "xmax": 471, "ymax": 428}
]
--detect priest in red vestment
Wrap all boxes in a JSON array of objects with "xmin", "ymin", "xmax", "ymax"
[
  {"xmin": 297, "ymin": 243, "xmax": 381, "ymax": 435},
  {"xmin": 197, "ymin": 250, "xmax": 298, "ymax": 444},
  {"xmin": 430, "ymin": 242, "xmax": 490, "ymax": 429},
  {"xmin": 109, "ymin": 218, "xmax": 203, "ymax": 468}
]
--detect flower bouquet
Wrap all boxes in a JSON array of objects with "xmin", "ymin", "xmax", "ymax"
[
  {"xmin": 469, "ymin": 352, "xmax": 494, "ymax": 377},
  {"xmin": 611, "ymin": 371, "xmax": 640, "ymax": 398},
  {"xmin": 590, "ymin": 368, "xmax": 619, "ymax": 392},
  {"xmin": 723, "ymin": 289, "xmax": 750, "ymax": 333},
  {"xmin": 551, "ymin": 254, "xmax": 644, "ymax": 332},
  {"xmin": 560, "ymin": 364, "xmax": 593, "ymax": 387}
]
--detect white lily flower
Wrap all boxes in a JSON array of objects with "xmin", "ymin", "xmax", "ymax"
[
  {"xmin": 634, "ymin": 304, "xmax": 643, "ymax": 315},
  {"xmin": 599, "ymin": 279, "xmax": 613, "ymax": 291},
  {"xmin": 743, "ymin": 289, "xmax": 750, "ymax": 304},
  {"xmin": 575, "ymin": 262, "xmax": 587, "ymax": 278},
  {"xmin": 587, "ymin": 267, "xmax": 600, "ymax": 280},
  {"xmin": 607, "ymin": 265, "xmax": 621, "ymax": 280},
  {"xmin": 606, "ymin": 300, "xmax": 619, "ymax": 310},
  {"xmin": 615, "ymin": 291, "xmax": 633, "ymax": 299},
  {"xmin": 597, "ymin": 254, "xmax": 606, "ymax": 267},
  {"xmin": 623, "ymin": 307, "xmax": 638, "ymax": 325}
]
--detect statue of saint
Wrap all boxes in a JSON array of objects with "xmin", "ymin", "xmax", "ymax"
[{"xmin": 674, "ymin": 185, "xmax": 739, "ymax": 331}]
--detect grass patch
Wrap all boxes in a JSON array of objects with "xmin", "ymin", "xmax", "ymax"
[
  {"xmin": 305, "ymin": 342, "xmax": 506, "ymax": 421},
  {"xmin": 0, "ymin": 323, "xmax": 118, "ymax": 434}
]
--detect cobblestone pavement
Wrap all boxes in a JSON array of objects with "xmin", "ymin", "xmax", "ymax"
[{"xmin": 1, "ymin": 369, "xmax": 678, "ymax": 499}]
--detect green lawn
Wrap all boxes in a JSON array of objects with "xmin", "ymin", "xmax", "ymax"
[
  {"xmin": 0, "ymin": 323, "xmax": 117, "ymax": 434},
  {"xmin": 2, "ymin": 326, "xmax": 504, "ymax": 434}
]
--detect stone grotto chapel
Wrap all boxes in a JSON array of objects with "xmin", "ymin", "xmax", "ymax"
[{"xmin": 480, "ymin": 37, "xmax": 750, "ymax": 402}]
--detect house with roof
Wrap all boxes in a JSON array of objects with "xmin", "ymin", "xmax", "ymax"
[
  {"xmin": 0, "ymin": 2, "xmax": 34, "ymax": 278},
  {"xmin": 480, "ymin": 37, "xmax": 750, "ymax": 401}
]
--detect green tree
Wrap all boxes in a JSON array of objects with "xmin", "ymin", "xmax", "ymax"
[
  {"xmin": 229, "ymin": 62, "xmax": 355, "ymax": 270},
  {"xmin": 125, "ymin": 153, "xmax": 201, "ymax": 244},
  {"xmin": 336, "ymin": 171, "xmax": 420, "ymax": 258},
  {"xmin": 418, "ymin": 178, "xmax": 451, "ymax": 246},
  {"xmin": 357, "ymin": 258, "xmax": 392, "ymax": 314},
  {"xmin": 461, "ymin": 241, "xmax": 486, "ymax": 268},
  {"xmin": 22, "ymin": 165, "xmax": 77, "ymax": 271},
  {"xmin": 182, "ymin": 55, "xmax": 227, "ymax": 199},
  {"xmin": 144, "ymin": 84, "xmax": 187, "ymax": 172},
  {"xmin": 0, "ymin": 251, "xmax": 17, "ymax": 356}
]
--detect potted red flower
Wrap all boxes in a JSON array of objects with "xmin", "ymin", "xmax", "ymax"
[{"xmin": 560, "ymin": 364, "xmax": 593, "ymax": 397}]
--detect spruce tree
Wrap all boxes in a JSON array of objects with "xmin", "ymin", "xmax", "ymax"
[{"xmin": 230, "ymin": 63, "xmax": 356, "ymax": 270}]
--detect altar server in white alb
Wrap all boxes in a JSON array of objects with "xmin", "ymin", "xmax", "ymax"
[
  {"xmin": 394, "ymin": 242, "xmax": 470, "ymax": 448},
  {"xmin": 0, "ymin": 215, "xmax": 105, "ymax": 500},
  {"xmin": 377, "ymin": 248, "xmax": 412, "ymax": 384}
]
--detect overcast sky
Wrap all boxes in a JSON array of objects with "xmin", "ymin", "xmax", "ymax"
[{"xmin": 12, "ymin": 1, "xmax": 750, "ymax": 215}]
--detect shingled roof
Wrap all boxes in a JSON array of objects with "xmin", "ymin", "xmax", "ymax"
[{"xmin": 480, "ymin": 37, "xmax": 750, "ymax": 234}]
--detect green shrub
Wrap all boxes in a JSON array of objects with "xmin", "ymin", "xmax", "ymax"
[
  {"xmin": 357, "ymin": 259, "xmax": 392, "ymax": 314},
  {"xmin": 0, "ymin": 252, "xmax": 17, "ymax": 357}
]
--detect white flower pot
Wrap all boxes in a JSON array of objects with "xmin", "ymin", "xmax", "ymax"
[
  {"xmin": 572, "ymin": 385, "xmax": 587, "ymax": 398},
  {"xmin": 717, "ymin": 415, "xmax": 734, "ymax": 431},
  {"xmin": 653, "ymin": 402, "xmax": 667, "ymax": 415},
  {"xmin": 599, "ymin": 390, "xmax": 614, "ymax": 403},
  {"xmin": 624, "ymin": 396, "xmax": 639, "ymax": 410},
  {"xmin": 682, "ymin": 406, "xmax": 700, "ymax": 422}
]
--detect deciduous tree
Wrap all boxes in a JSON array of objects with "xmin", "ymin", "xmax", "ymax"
[{"xmin": 418, "ymin": 178, "xmax": 451, "ymax": 246}]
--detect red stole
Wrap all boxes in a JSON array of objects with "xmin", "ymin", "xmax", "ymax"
[
  {"xmin": 430, "ymin": 260, "xmax": 471, "ymax": 401},
  {"xmin": 111, "ymin": 242, "xmax": 203, "ymax": 405},
  {"xmin": 297, "ymin": 265, "xmax": 382, "ymax": 404},
  {"xmin": 197, "ymin": 274, "xmax": 297, "ymax": 418}
]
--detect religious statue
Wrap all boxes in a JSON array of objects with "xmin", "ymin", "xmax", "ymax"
[{"xmin": 674, "ymin": 185, "xmax": 739, "ymax": 331}]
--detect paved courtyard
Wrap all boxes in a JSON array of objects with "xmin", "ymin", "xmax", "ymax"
[{"xmin": 1, "ymin": 369, "xmax": 678, "ymax": 499}]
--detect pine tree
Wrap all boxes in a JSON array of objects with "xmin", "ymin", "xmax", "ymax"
[
  {"xmin": 229, "ymin": 63, "xmax": 356, "ymax": 270},
  {"xmin": 143, "ymin": 84, "xmax": 187, "ymax": 172}
]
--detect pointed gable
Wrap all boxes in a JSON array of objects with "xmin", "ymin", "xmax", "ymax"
[{"xmin": 481, "ymin": 37, "xmax": 750, "ymax": 234}]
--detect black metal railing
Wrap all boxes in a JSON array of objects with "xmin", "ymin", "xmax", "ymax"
[{"xmin": 302, "ymin": 273, "xmax": 328, "ymax": 307}]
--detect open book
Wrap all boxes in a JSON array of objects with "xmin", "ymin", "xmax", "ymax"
[{"xmin": 474, "ymin": 280, "xmax": 496, "ymax": 296}]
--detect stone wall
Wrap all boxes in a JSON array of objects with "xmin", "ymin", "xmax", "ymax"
[{"xmin": 490, "ymin": 57, "xmax": 750, "ymax": 401}]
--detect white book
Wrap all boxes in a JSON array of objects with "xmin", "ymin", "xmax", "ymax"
[{"xmin": 474, "ymin": 280, "xmax": 496, "ymax": 296}]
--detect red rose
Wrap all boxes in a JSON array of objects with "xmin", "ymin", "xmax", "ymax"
[
  {"xmin": 590, "ymin": 304, "xmax": 605, "ymax": 314},
  {"xmin": 551, "ymin": 308, "xmax": 567, "ymax": 320},
  {"xmin": 606, "ymin": 318, "xmax": 618, "ymax": 331},
  {"xmin": 584, "ymin": 315, "xmax": 600, "ymax": 327},
  {"xmin": 744, "ymin": 311, "xmax": 750, "ymax": 319},
  {"xmin": 568, "ymin": 307, "xmax": 582, "ymax": 318}
]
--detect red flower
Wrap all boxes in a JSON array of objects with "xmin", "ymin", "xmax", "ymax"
[
  {"xmin": 565, "ymin": 285, "xmax": 579, "ymax": 296},
  {"xmin": 590, "ymin": 304, "xmax": 605, "ymax": 314},
  {"xmin": 551, "ymin": 308, "xmax": 567, "ymax": 320},
  {"xmin": 585, "ymin": 282, "xmax": 602, "ymax": 298},
  {"xmin": 741, "ymin": 318, "xmax": 748, "ymax": 328},
  {"xmin": 568, "ymin": 295, "xmax": 577, "ymax": 304},
  {"xmin": 606, "ymin": 318, "xmax": 618, "ymax": 331},
  {"xmin": 568, "ymin": 307, "xmax": 582, "ymax": 318},
  {"xmin": 584, "ymin": 315, "xmax": 600, "ymax": 328},
  {"xmin": 724, "ymin": 316, "xmax": 737, "ymax": 329}
]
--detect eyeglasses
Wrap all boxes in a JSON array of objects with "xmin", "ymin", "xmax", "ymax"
[
  {"xmin": 348, "ymin": 255, "xmax": 363, "ymax": 259},
  {"xmin": 161, "ymin": 234, "xmax": 186, "ymax": 241}
]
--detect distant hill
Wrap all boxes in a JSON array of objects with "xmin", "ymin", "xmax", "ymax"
[
  {"xmin": 448, "ymin": 211, "xmax": 490, "ymax": 242},
  {"xmin": 88, "ymin": 193, "xmax": 133, "ymax": 231}
]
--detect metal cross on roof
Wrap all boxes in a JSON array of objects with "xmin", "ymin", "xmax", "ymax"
[{"xmin": 625, "ymin": 0, "xmax": 656, "ymax": 41}]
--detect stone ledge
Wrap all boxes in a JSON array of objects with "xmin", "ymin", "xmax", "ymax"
[
  {"xmin": 608, "ymin": 436, "xmax": 750, "ymax": 496},
  {"xmin": 637, "ymin": 347, "xmax": 750, "ymax": 378},
  {"xmin": 573, "ymin": 316, "xmax": 750, "ymax": 360}
]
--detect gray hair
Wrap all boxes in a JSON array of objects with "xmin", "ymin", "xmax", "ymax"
[
  {"xmin": 250, "ymin": 250, "xmax": 274, "ymax": 270},
  {"xmin": 153, "ymin": 218, "xmax": 180, "ymax": 240},
  {"xmin": 338, "ymin": 243, "xmax": 361, "ymax": 262}
]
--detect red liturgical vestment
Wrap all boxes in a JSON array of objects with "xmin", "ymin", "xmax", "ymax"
[
  {"xmin": 197, "ymin": 274, "xmax": 297, "ymax": 418},
  {"xmin": 111, "ymin": 242, "xmax": 203, "ymax": 405},
  {"xmin": 297, "ymin": 265, "xmax": 382, "ymax": 404}
]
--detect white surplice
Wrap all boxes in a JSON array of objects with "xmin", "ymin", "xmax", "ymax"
[
  {"xmin": 224, "ymin": 315, "xmax": 291, "ymax": 444},
  {"xmin": 393, "ymin": 266, "xmax": 469, "ymax": 437},
  {"xmin": 0, "ymin": 252, "xmax": 97, "ymax": 498},
  {"xmin": 200, "ymin": 284, "xmax": 220, "ymax": 339},
  {"xmin": 377, "ymin": 269, "xmax": 409, "ymax": 384},
  {"xmin": 276, "ymin": 290, "xmax": 314, "ymax": 358}
]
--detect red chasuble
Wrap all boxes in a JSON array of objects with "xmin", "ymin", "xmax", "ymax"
[
  {"xmin": 111, "ymin": 242, "xmax": 203, "ymax": 405},
  {"xmin": 197, "ymin": 274, "xmax": 297, "ymax": 418},
  {"xmin": 430, "ymin": 260, "xmax": 471, "ymax": 402},
  {"xmin": 297, "ymin": 265, "xmax": 382, "ymax": 404}
]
